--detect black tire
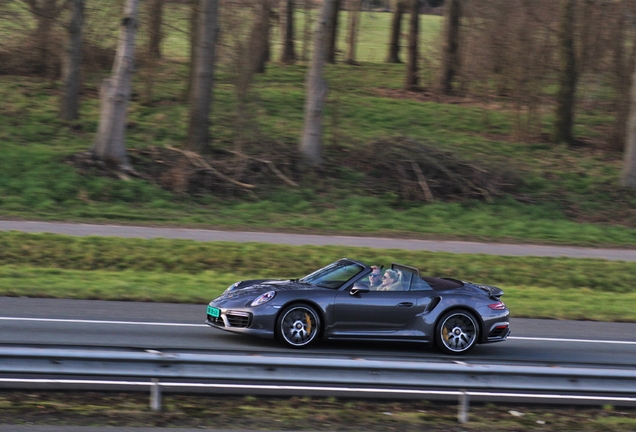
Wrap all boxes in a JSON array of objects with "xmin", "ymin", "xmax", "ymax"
[
  {"xmin": 276, "ymin": 304, "xmax": 321, "ymax": 348},
  {"xmin": 434, "ymin": 310, "xmax": 479, "ymax": 355}
]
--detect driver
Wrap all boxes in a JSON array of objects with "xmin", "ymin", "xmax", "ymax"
[{"xmin": 368, "ymin": 265, "xmax": 382, "ymax": 290}]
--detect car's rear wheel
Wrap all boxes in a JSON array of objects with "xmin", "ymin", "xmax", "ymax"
[
  {"xmin": 435, "ymin": 310, "xmax": 479, "ymax": 355},
  {"xmin": 277, "ymin": 304, "xmax": 320, "ymax": 348}
]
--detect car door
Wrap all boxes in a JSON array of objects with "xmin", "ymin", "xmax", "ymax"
[{"xmin": 331, "ymin": 288, "xmax": 419, "ymax": 335}]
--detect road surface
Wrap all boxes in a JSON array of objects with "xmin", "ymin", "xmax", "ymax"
[{"xmin": 2, "ymin": 298, "xmax": 635, "ymax": 369}]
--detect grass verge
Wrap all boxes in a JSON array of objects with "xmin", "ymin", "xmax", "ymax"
[
  {"xmin": 2, "ymin": 232, "xmax": 636, "ymax": 321},
  {"xmin": 1, "ymin": 392, "xmax": 634, "ymax": 431}
]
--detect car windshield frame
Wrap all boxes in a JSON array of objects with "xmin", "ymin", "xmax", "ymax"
[{"xmin": 299, "ymin": 259, "xmax": 366, "ymax": 290}]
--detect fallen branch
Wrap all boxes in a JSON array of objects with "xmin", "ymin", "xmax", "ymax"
[
  {"xmin": 224, "ymin": 149, "xmax": 299, "ymax": 187},
  {"xmin": 411, "ymin": 162, "xmax": 434, "ymax": 202},
  {"xmin": 166, "ymin": 146, "xmax": 256, "ymax": 190}
]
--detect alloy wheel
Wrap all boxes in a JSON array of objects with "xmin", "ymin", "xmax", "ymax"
[
  {"xmin": 436, "ymin": 311, "xmax": 478, "ymax": 354},
  {"xmin": 278, "ymin": 305, "xmax": 320, "ymax": 348}
]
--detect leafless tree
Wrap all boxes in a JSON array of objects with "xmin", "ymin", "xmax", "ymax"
[
  {"xmin": 300, "ymin": 0, "xmax": 336, "ymax": 166},
  {"xmin": 302, "ymin": 0, "xmax": 313, "ymax": 61},
  {"xmin": 185, "ymin": 0, "xmax": 198, "ymax": 101},
  {"xmin": 440, "ymin": 0, "xmax": 460, "ymax": 94},
  {"xmin": 552, "ymin": 0, "xmax": 577, "ymax": 145},
  {"xmin": 143, "ymin": 0, "xmax": 165, "ymax": 105},
  {"xmin": 91, "ymin": 0, "xmax": 139, "ymax": 169},
  {"xmin": 609, "ymin": 5, "xmax": 633, "ymax": 151},
  {"xmin": 345, "ymin": 0, "xmax": 363, "ymax": 64},
  {"xmin": 326, "ymin": 0, "xmax": 341, "ymax": 63},
  {"xmin": 255, "ymin": 0, "xmax": 273, "ymax": 73},
  {"xmin": 186, "ymin": 0, "xmax": 219, "ymax": 152},
  {"xmin": 280, "ymin": 0, "xmax": 296, "ymax": 63},
  {"xmin": 59, "ymin": 0, "xmax": 84, "ymax": 121},
  {"xmin": 623, "ymin": 46, "xmax": 636, "ymax": 188},
  {"xmin": 147, "ymin": 0, "xmax": 164, "ymax": 59},
  {"xmin": 387, "ymin": 0, "xmax": 405, "ymax": 63},
  {"xmin": 20, "ymin": 0, "xmax": 68, "ymax": 77},
  {"xmin": 405, "ymin": 0, "xmax": 419, "ymax": 90}
]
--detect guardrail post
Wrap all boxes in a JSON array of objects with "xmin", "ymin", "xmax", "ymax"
[
  {"xmin": 458, "ymin": 390, "xmax": 469, "ymax": 423},
  {"xmin": 150, "ymin": 378, "xmax": 161, "ymax": 412}
]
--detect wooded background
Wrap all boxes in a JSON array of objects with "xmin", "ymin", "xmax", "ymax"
[{"xmin": 2, "ymin": 0, "xmax": 636, "ymax": 188}]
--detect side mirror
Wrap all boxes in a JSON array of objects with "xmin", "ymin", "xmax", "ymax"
[{"xmin": 350, "ymin": 286, "xmax": 369, "ymax": 296}]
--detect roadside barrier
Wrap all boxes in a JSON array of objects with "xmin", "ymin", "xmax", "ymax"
[{"xmin": 1, "ymin": 347, "xmax": 635, "ymax": 423}]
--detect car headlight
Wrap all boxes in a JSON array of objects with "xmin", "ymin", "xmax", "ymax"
[
  {"xmin": 224, "ymin": 282, "xmax": 240, "ymax": 294},
  {"xmin": 251, "ymin": 290, "xmax": 276, "ymax": 307}
]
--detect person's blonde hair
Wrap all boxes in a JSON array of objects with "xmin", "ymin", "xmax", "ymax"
[{"xmin": 384, "ymin": 269, "xmax": 398, "ymax": 281}]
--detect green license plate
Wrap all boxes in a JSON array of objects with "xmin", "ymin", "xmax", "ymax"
[{"xmin": 207, "ymin": 306, "xmax": 220, "ymax": 318}]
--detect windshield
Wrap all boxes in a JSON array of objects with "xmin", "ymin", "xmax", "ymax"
[{"xmin": 300, "ymin": 260, "xmax": 365, "ymax": 289}]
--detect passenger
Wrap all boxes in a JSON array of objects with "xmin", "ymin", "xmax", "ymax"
[
  {"xmin": 368, "ymin": 265, "xmax": 382, "ymax": 290},
  {"xmin": 378, "ymin": 269, "xmax": 401, "ymax": 291}
]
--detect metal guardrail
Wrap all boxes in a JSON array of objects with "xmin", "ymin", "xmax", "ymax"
[{"xmin": 1, "ymin": 347, "xmax": 636, "ymax": 421}]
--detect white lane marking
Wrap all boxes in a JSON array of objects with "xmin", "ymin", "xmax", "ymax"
[
  {"xmin": 2, "ymin": 317, "xmax": 636, "ymax": 345},
  {"xmin": 509, "ymin": 336, "xmax": 636, "ymax": 345},
  {"xmin": 0, "ymin": 317, "xmax": 206, "ymax": 327}
]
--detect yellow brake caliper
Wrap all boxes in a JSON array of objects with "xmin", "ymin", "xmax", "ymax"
[
  {"xmin": 305, "ymin": 313, "xmax": 312, "ymax": 334},
  {"xmin": 442, "ymin": 327, "xmax": 449, "ymax": 341}
]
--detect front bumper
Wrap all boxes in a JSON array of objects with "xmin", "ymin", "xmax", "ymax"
[{"xmin": 205, "ymin": 304, "xmax": 278, "ymax": 339}]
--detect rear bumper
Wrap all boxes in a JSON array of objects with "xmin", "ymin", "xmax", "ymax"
[{"xmin": 483, "ymin": 320, "xmax": 511, "ymax": 343}]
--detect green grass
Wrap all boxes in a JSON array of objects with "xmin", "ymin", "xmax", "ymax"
[
  {"xmin": 2, "ymin": 392, "xmax": 635, "ymax": 431},
  {"xmin": 2, "ymin": 232, "xmax": 636, "ymax": 321},
  {"xmin": 3, "ymin": 266, "xmax": 636, "ymax": 321},
  {"xmin": 0, "ymin": 8, "xmax": 635, "ymax": 247}
]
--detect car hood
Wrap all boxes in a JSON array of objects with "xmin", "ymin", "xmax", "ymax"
[{"xmin": 214, "ymin": 279, "xmax": 325, "ymax": 302}]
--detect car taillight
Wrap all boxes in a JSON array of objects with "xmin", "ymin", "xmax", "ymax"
[{"xmin": 488, "ymin": 301, "xmax": 506, "ymax": 310}]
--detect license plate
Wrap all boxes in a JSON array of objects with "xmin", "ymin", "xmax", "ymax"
[{"xmin": 207, "ymin": 306, "xmax": 220, "ymax": 318}]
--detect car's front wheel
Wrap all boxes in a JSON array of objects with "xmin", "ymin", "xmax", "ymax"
[
  {"xmin": 435, "ymin": 310, "xmax": 479, "ymax": 355},
  {"xmin": 276, "ymin": 304, "xmax": 320, "ymax": 348}
]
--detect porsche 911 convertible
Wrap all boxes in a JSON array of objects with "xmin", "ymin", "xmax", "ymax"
[{"xmin": 205, "ymin": 258, "xmax": 510, "ymax": 354}]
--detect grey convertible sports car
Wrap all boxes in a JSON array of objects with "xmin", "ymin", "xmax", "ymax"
[{"xmin": 206, "ymin": 258, "xmax": 510, "ymax": 354}]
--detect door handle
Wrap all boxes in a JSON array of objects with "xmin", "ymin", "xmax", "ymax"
[{"xmin": 397, "ymin": 302, "xmax": 414, "ymax": 307}]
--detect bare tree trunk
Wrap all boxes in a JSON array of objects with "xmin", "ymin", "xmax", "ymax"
[
  {"xmin": 91, "ymin": 0, "xmax": 140, "ymax": 168},
  {"xmin": 23, "ymin": 0, "xmax": 67, "ymax": 77},
  {"xmin": 345, "ymin": 0, "xmax": 363, "ymax": 65},
  {"xmin": 185, "ymin": 0, "xmax": 199, "ymax": 101},
  {"xmin": 326, "ymin": 0, "xmax": 341, "ymax": 63},
  {"xmin": 300, "ymin": 0, "xmax": 335, "ymax": 166},
  {"xmin": 186, "ymin": 0, "xmax": 219, "ymax": 152},
  {"xmin": 252, "ymin": 3, "xmax": 271, "ymax": 79},
  {"xmin": 611, "ymin": 9, "xmax": 631, "ymax": 151},
  {"xmin": 621, "ymin": 37, "xmax": 636, "ymax": 188},
  {"xmin": 440, "ymin": 0, "xmax": 460, "ymax": 95},
  {"xmin": 280, "ymin": 0, "xmax": 296, "ymax": 64},
  {"xmin": 59, "ymin": 0, "xmax": 84, "ymax": 121},
  {"xmin": 144, "ymin": 0, "xmax": 164, "ymax": 105},
  {"xmin": 386, "ymin": 0, "xmax": 405, "ymax": 63},
  {"xmin": 255, "ymin": 0, "xmax": 272, "ymax": 73},
  {"xmin": 302, "ymin": 0, "xmax": 313, "ymax": 61},
  {"xmin": 148, "ymin": 0, "xmax": 164, "ymax": 59},
  {"xmin": 35, "ymin": 12, "xmax": 54, "ymax": 76},
  {"xmin": 552, "ymin": 0, "xmax": 577, "ymax": 146},
  {"xmin": 404, "ymin": 0, "xmax": 419, "ymax": 91}
]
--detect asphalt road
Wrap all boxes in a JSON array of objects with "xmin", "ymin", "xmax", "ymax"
[
  {"xmin": 2, "ymin": 297, "xmax": 636, "ymax": 369},
  {"xmin": 2, "ymin": 221, "xmax": 636, "ymax": 373},
  {"xmin": 1, "ymin": 220, "xmax": 636, "ymax": 261}
]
